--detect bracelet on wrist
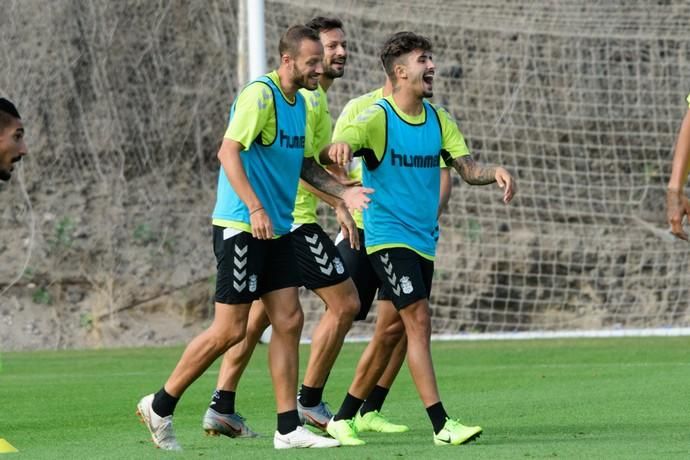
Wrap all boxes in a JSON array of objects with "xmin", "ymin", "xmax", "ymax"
[{"xmin": 250, "ymin": 206, "xmax": 264, "ymax": 215}]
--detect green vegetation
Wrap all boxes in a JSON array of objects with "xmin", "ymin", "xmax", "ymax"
[{"xmin": 49, "ymin": 217, "xmax": 75, "ymax": 251}]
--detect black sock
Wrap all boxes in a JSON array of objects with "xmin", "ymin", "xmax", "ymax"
[
  {"xmin": 152, "ymin": 387, "xmax": 179, "ymax": 418},
  {"xmin": 426, "ymin": 401, "xmax": 449, "ymax": 434},
  {"xmin": 210, "ymin": 389, "xmax": 235, "ymax": 414},
  {"xmin": 277, "ymin": 410, "xmax": 301, "ymax": 435},
  {"xmin": 360, "ymin": 385, "xmax": 390, "ymax": 415},
  {"xmin": 334, "ymin": 393, "xmax": 364, "ymax": 421},
  {"xmin": 298, "ymin": 384, "xmax": 324, "ymax": 408}
]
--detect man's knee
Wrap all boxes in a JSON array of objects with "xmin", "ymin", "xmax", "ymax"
[
  {"xmin": 334, "ymin": 289, "xmax": 360, "ymax": 319},
  {"xmin": 246, "ymin": 314, "xmax": 271, "ymax": 341},
  {"xmin": 379, "ymin": 319, "xmax": 405, "ymax": 347},
  {"xmin": 207, "ymin": 327, "xmax": 246, "ymax": 353},
  {"xmin": 400, "ymin": 299, "xmax": 431, "ymax": 335},
  {"xmin": 271, "ymin": 307, "xmax": 304, "ymax": 336},
  {"xmin": 322, "ymin": 282, "xmax": 360, "ymax": 320}
]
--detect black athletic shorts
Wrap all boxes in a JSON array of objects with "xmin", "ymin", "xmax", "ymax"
[
  {"xmin": 291, "ymin": 223, "xmax": 350, "ymax": 290},
  {"xmin": 368, "ymin": 247, "xmax": 434, "ymax": 310},
  {"xmin": 213, "ymin": 226, "xmax": 300, "ymax": 304},
  {"xmin": 336, "ymin": 228, "xmax": 381, "ymax": 321}
]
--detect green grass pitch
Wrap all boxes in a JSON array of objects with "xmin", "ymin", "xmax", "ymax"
[{"xmin": 1, "ymin": 337, "xmax": 688, "ymax": 459}]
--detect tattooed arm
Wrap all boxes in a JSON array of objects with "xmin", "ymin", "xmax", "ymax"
[
  {"xmin": 452, "ymin": 156, "xmax": 498, "ymax": 185},
  {"xmin": 452, "ymin": 156, "xmax": 516, "ymax": 203},
  {"xmin": 301, "ymin": 157, "xmax": 349, "ymax": 199},
  {"xmin": 300, "ymin": 157, "xmax": 373, "ymax": 211}
]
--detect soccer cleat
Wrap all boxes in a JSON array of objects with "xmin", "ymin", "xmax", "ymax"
[
  {"xmin": 325, "ymin": 418, "xmax": 366, "ymax": 446},
  {"xmin": 297, "ymin": 399, "xmax": 333, "ymax": 432},
  {"xmin": 136, "ymin": 394, "xmax": 182, "ymax": 451},
  {"xmin": 433, "ymin": 418, "xmax": 482, "ymax": 446},
  {"xmin": 273, "ymin": 426, "xmax": 340, "ymax": 449},
  {"xmin": 202, "ymin": 407, "xmax": 259, "ymax": 438},
  {"xmin": 354, "ymin": 410, "xmax": 410, "ymax": 433}
]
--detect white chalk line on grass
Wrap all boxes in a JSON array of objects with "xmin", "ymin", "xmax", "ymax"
[{"xmin": 340, "ymin": 328, "xmax": 690, "ymax": 343}]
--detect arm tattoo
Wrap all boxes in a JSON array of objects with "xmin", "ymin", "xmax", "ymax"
[
  {"xmin": 453, "ymin": 156, "xmax": 497, "ymax": 185},
  {"xmin": 300, "ymin": 157, "xmax": 348, "ymax": 199}
]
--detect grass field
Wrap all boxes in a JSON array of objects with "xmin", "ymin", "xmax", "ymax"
[{"xmin": 1, "ymin": 337, "xmax": 689, "ymax": 459}]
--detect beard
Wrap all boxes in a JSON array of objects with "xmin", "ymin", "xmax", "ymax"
[
  {"xmin": 291, "ymin": 62, "xmax": 319, "ymax": 90},
  {"xmin": 323, "ymin": 60, "xmax": 345, "ymax": 79},
  {"xmin": 323, "ymin": 67, "xmax": 344, "ymax": 79}
]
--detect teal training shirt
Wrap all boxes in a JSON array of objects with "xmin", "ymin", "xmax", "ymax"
[
  {"xmin": 362, "ymin": 98, "xmax": 443, "ymax": 258},
  {"xmin": 212, "ymin": 74, "xmax": 307, "ymax": 236}
]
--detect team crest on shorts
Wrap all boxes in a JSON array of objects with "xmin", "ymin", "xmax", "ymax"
[
  {"xmin": 400, "ymin": 276, "xmax": 414, "ymax": 294},
  {"xmin": 333, "ymin": 257, "xmax": 345, "ymax": 275},
  {"xmin": 248, "ymin": 274, "xmax": 258, "ymax": 293}
]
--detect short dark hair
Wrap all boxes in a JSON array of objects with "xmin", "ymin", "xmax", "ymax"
[
  {"xmin": 305, "ymin": 16, "xmax": 344, "ymax": 34},
  {"xmin": 0, "ymin": 98, "xmax": 21, "ymax": 131},
  {"xmin": 278, "ymin": 24, "xmax": 321, "ymax": 58},
  {"xmin": 380, "ymin": 32, "xmax": 433, "ymax": 80}
]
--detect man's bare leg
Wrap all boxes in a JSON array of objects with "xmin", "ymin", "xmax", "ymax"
[
  {"xmin": 203, "ymin": 300, "xmax": 271, "ymax": 437},
  {"xmin": 348, "ymin": 303, "xmax": 410, "ymax": 433},
  {"xmin": 208, "ymin": 276, "xmax": 358, "ymax": 433},
  {"xmin": 216, "ymin": 300, "xmax": 271, "ymax": 392},
  {"xmin": 347, "ymin": 301, "xmax": 404, "ymax": 399},
  {"xmin": 165, "ymin": 301, "xmax": 251, "ymax": 397},
  {"xmin": 398, "ymin": 298, "xmax": 482, "ymax": 444},
  {"xmin": 325, "ymin": 301, "xmax": 404, "ymax": 445},
  {"xmin": 302, "ymin": 278, "xmax": 359, "ymax": 388},
  {"xmin": 261, "ymin": 286, "xmax": 340, "ymax": 448},
  {"xmin": 261, "ymin": 287, "xmax": 304, "ymax": 414},
  {"xmin": 355, "ymin": 334, "xmax": 408, "ymax": 431},
  {"xmin": 296, "ymin": 278, "xmax": 359, "ymax": 429},
  {"xmin": 397, "ymin": 299, "xmax": 439, "ymax": 406},
  {"xmin": 137, "ymin": 301, "xmax": 251, "ymax": 449},
  {"xmin": 376, "ymin": 334, "xmax": 407, "ymax": 389}
]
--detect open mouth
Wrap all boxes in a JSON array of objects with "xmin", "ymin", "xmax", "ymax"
[
  {"xmin": 423, "ymin": 73, "xmax": 434, "ymax": 84},
  {"xmin": 11, "ymin": 156, "xmax": 22, "ymax": 163}
]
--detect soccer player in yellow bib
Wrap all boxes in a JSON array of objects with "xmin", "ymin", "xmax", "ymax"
[
  {"xmin": 0, "ymin": 98, "xmax": 27, "ymax": 183},
  {"xmin": 201, "ymin": 17, "xmax": 363, "ymax": 437},
  {"xmin": 329, "ymin": 81, "xmax": 453, "ymax": 435},
  {"xmin": 136, "ymin": 25, "xmax": 371, "ymax": 451},
  {"xmin": 323, "ymin": 32, "xmax": 516, "ymax": 447},
  {"xmin": 666, "ymin": 93, "xmax": 690, "ymax": 240}
]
